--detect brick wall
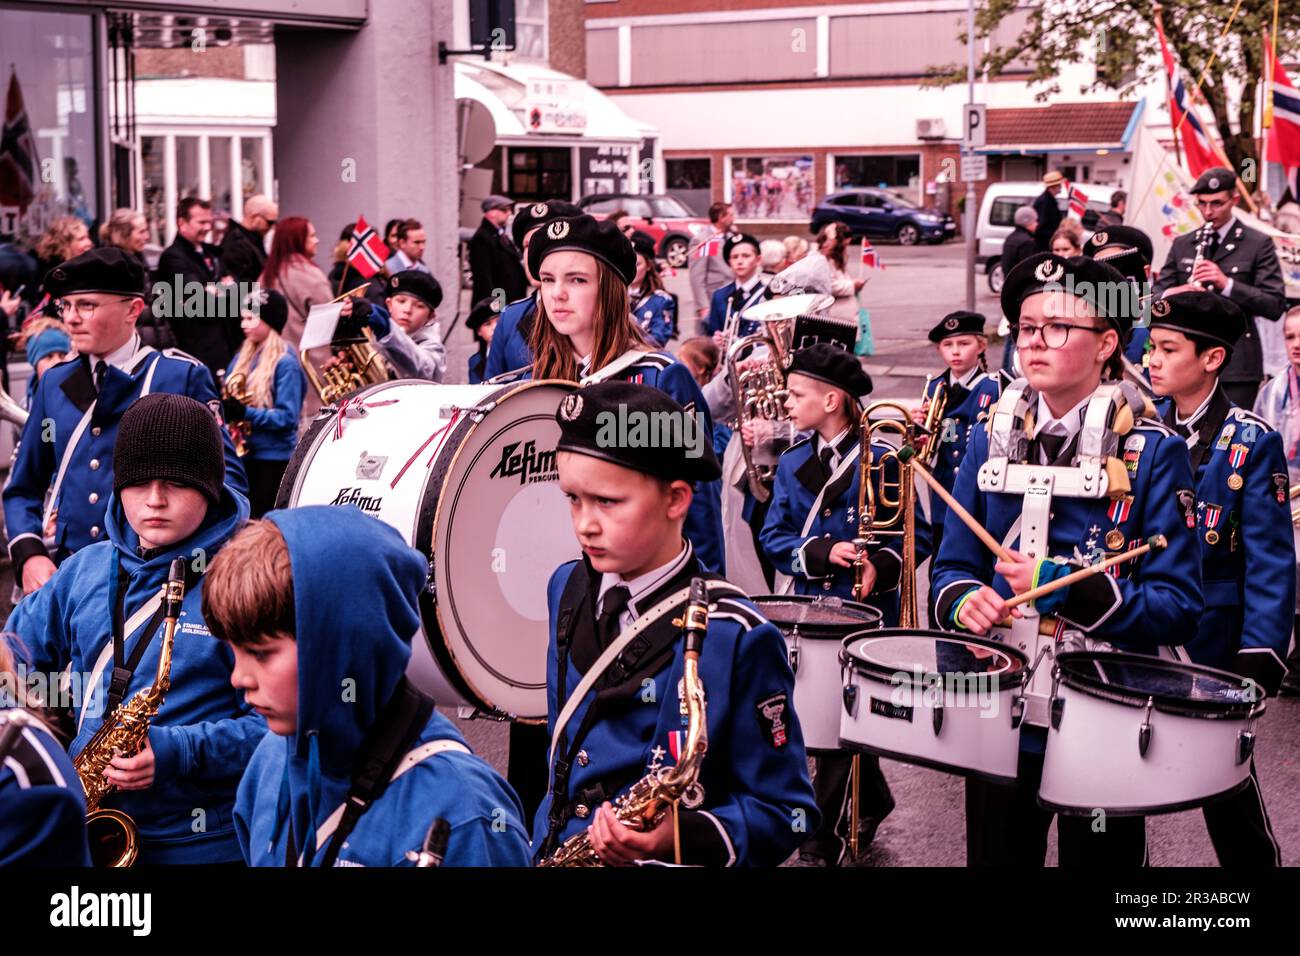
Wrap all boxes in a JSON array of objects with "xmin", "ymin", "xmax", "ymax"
[
  {"xmin": 134, "ymin": 47, "xmax": 247, "ymax": 80},
  {"xmin": 549, "ymin": 0, "xmax": 587, "ymax": 78}
]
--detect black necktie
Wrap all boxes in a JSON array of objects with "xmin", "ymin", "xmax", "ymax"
[
  {"xmin": 596, "ymin": 586, "xmax": 631, "ymax": 650},
  {"xmin": 1036, "ymin": 430, "xmax": 1067, "ymax": 465},
  {"xmin": 819, "ymin": 444, "xmax": 835, "ymax": 478},
  {"xmin": 1205, "ymin": 229, "xmax": 1221, "ymax": 259},
  {"xmin": 94, "ymin": 360, "xmax": 108, "ymax": 394},
  {"xmin": 1173, "ymin": 419, "xmax": 1193, "ymax": 440}
]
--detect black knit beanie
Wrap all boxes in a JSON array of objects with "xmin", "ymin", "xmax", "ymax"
[{"xmin": 114, "ymin": 393, "xmax": 225, "ymax": 505}]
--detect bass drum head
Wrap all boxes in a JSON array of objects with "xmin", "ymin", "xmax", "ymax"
[{"xmin": 750, "ymin": 595, "xmax": 882, "ymax": 638}]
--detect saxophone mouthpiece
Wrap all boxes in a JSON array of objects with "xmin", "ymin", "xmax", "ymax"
[
  {"xmin": 683, "ymin": 577, "xmax": 709, "ymax": 656},
  {"xmin": 165, "ymin": 557, "xmax": 188, "ymax": 617}
]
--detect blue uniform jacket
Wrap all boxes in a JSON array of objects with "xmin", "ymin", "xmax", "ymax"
[
  {"xmin": 226, "ymin": 348, "xmax": 306, "ymax": 461},
  {"xmin": 3, "ymin": 344, "xmax": 248, "ymax": 573},
  {"xmin": 235, "ymin": 507, "xmax": 531, "ymax": 867},
  {"xmin": 533, "ymin": 553, "xmax": 818, "ymax": 866},
  {"xmin": 1155, "ymin": 390, "xmax": 1295, "ymax": 693},
  {"xmin": 5, "ymin": 486, "xmax": 264, "ymax": 864},
  {"xmin": 760, "ymin": 433, "xmax": 933, "ymax": 625},
  {"xmin": 0, "ymin": 710, "xmax": 91, "ymax": 865},
  {"xmin": 706, "ymin": 278, "xmax": 768, "ymax": 337},
  {"xmin": 631, "ymin": 289, "xmax": 675, "ymax": 346},
  {"xmin": 930, "ymin": 410, "xmax": 1202, "ymax": 648},
  {"xmin": 926, "ymin": 369, "xmax": 1001, "ymax": 534},
  {"xmin": 483, "ymin": 294, "xmax": 536, "ymax": 380}
]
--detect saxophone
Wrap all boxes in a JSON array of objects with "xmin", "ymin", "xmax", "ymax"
[
  {"xmin": 217, "ymin": 370, "xmax": 253, "ymax": 457},
  {"xmin": 540, "ymin": 577, "xmax": 711, "ymax": 867},
  {"xmin": 74, "ymin": 558, "xmax": 189, "ymax": 867}
]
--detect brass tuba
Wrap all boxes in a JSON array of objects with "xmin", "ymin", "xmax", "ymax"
[
  {"xmin": 74, "ymin": 558, "xmax": 189, "ymax": 867},
  {"xmin": 539, "ymin": 577, "xmax": 711, "ymax": 867}
]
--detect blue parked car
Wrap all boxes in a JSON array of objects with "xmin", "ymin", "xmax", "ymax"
[{"xmin": 809, "ymin": 187, "xmax": 956, "ymax": 245}]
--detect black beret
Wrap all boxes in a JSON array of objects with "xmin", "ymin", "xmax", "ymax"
[
  {"xmin": 630, "ymin": 232, "xmax": 657, "ymax": 262},
  {"xmin": 45, "ymin": 247, "xmax": 147, "ymax": 299},
  {"xmin": 242, "ymin": 287, "xmax": 289, "ymax": 335},
  {"xmin": 511, "ymin": 200, "xmax": 582, "ymax": 249},
  {"xmin": 722, "ymin": 233, "xmax": 761, "ymax": 262},
  {"xmin": 527, "ymin": 214, "xmax": 637, "ymax": 285},
  {"xmin": 386, "ymin": 269, "xmax": 443, "ymax": 311},
  {"xmin": 1190, "ymin": 166, "xmax": 1237, "ymax": 195},
  {"xmin": 1082, "ymin": 224, "xmax": 1153, "ymax": 286},
  {"xmin": 555, "ymin": 381, "xmax": 721, "ymax": 484},
  {"xmin": 928, "ymin": 310, "xmax": 987, "ymax": 343},
  {"xmin": 1148, "ymin": 290, "xmax": 1246, "ymax": 351},
  {"xmin": 1000, "ymin": 252, "xmax": 1137, "ymax": 339},
  {"xmin": 786, "ymin": 342, "xmax": 873, "ymax": 398},
  {"xmin": 466, "ymin": 295, "xmax": 503, "ymax": 334}
]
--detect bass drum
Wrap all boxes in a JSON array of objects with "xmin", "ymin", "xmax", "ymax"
[{"xmin": 277, "ymin": 379, "xmax": 579, "ymax": 723}]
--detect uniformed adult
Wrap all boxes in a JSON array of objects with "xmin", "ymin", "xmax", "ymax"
[
  {"xmin": 1152, "ymin": 166, "xmax": 1286, "ymax": 408},
  {"xmin": 3, "ymin": 247, "xmax": 248, "ymax": 594}
]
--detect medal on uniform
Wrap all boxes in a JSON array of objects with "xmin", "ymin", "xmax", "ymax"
[
  {"xmin": 1215, "ymin": 425, "xmax": 1234, "ymax": 451},
  {"xmin": 1204, "ymin": 503, "xmax": 1222, "ymax": 544},
  {"xmin": 1104, "ymin": 528, "xmax": 1125, "ymax": 550},
  {"xmin": 1227, "ymin": 473, "xmax": 1243, "ymax": 491},
  {"xmin": 1105, "ymin": 495, "xmax": 1132, "ymax": 550},
  {"xmin": 1229, "ymin": 443, "xmax": 1249, "ymax": 469}
]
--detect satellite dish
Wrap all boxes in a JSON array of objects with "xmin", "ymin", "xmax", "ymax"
[{"xmin": 457, "ymin": 99, "xmax": 496, "ymax": 166}]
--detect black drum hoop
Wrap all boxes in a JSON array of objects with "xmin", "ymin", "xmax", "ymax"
[
  {"xmin": 750, "ymin": 594, "xmax": 882, "ymax": 640},
  {"xmin": 1054, "ymin": 651, "xmax": 1265, "ymax": 720},
  {"xmin": 1038, "ymin": 776, "xmax": 1254, "ymax": 818},
  {"xmin": 840, "ymin": 628, "xmax": 1030, "ymax": 689}
]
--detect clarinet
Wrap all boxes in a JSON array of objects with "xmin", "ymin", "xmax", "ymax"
[{"xmin": 1190, "ymin": 222, "xmax": 1214, "ymax": 290}]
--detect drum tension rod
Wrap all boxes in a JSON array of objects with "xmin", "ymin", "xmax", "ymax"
[
  {"xmin": 842, "ymin": 684, "xmax": 858, "ymax": 717},
  {"xmin": 1138, "ymin": 697, "xmax": 1154, "ymax": 758}
]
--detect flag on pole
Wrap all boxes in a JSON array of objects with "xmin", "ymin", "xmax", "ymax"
[
  {"xmin": 1264, "ymin": 30, "xmax": 1300, "ymax": 199},
  {"xmin": 689, "ymin": 233, "xmax": 724, "ymax": 260},
  {"xmin": 1064, "ymin": 180, "xmax": 1089, "ymax": 220},
  {"xmin": 860, "ymin": 237, "xmax": 884, "ymax": 269},
  {"xmin": 1154, "ymin": 15, "xmax": 1217, "ymax": 178},
  {"xmin": 346, "ymin": 215, "xmax": 390, "ymax": 278},
  {"xmin": 0, "ymin": 69, "xmax": 36, "ymax": 211}
]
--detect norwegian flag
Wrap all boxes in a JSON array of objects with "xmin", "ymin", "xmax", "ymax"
[
  {"xmin": 1107, "ymin": 496, "xmax": 1132, "ymax": 525},
  {"xmin": 346, "ymin": 215, "xmax": 390, "ymax": 278},
  {"xmin": 860, "ymin": 237, "xmax": 885, "ymax": 269},
  {"xmin": 1155, "ymin": 15, "xmax": 1217, "ymax": 178},
  {"xmin": 1264, "ymin": 31, "xmax": 1300, "ymax": 198},
  {"xmin": 667, "ymin": 730, "xmax": 684, "ymax": 763},
  {"xmin": 0, "ymin": 69, "xmax": 36, "ymax": 211},
  {"xmin": 689, "ymin": 233, "xmax": 724, "ymax": 260},
  {"xmin": 1064, "ymin": 180, "xmax": 1089, "ymax": 221}
]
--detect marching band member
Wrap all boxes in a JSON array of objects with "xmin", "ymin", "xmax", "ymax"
[
  {"xmin": 1081, "ymin": 224, "xmax": 1154, "ymax": 372},
  {"xmin": 4, "ymin": 394, "xmax": 265, "ymax": 864},
  {"xmin": 525, "ymin": 214, "xmax": 725, "ymax": 575},
  {"xmin": 629, "ymin": 234, "xmax": 676, "ymax": 346},
  {"xmin": 1147, "ymin": 290, "xmax": 1292, "ymax": 866},
  {"xmin": 706, "ymin": 233, "xmax": 768, "ymax": 340},
  {"xmin": 336, "ymin": 269, "xmax": 447, "ymax": 383},
  {"xmin": 483, "ymin": 200, "xmax": 582, "ymax": 381},
  {"xmin": 931, "ymin": 253, "xmax": 1202, "ymax": 866},
  {"xmin": 534, "ymin": 381, "xmax": 817, "ymax": 865},
  {"xmin": 3, "ymin": 247, "xmax": 248, "ymax": 595},
  {"xmin": 0, "ymin": 641, "xmax": 91, "ymax": 866},
  {"xmin": 760, "ymin": 343, "xmax": 932, "ymax": 865},
  {"xmin": 223, "ymin": 289, "xmax": 307, "ymax": 517},
  {"xmin": 912, "ymin": 310, "xmax": 999, "ymax": 560},
  {"xmin": 206, "ymin": 507, "xmax": 532, "ymax": 867},
  {"xmin": 466, "ymin": 296, "xmax": 502, "ymax": 385}
]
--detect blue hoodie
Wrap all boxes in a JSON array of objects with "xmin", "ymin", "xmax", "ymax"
[
  {"xmin": 233, "ymin": 507, "xmax": 532, "ymax": 867},
  {"xmin": 225, "ymin": 346, "xmax": 307, "ymax": 461},
  {"xmin": 5, "ymin": 486, "xmax": 264, "ymax": 864}
]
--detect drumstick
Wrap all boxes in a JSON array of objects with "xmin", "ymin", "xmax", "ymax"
[
  {"xmin": 897, "ymin": 446, "xmax": 1014, "ymax": 562},
  {"xmin": 1004, "ymin": 535, "xmax": 1167, "ymax": 611}
]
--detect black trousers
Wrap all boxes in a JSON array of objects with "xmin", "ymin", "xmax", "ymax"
[
  {"xmin": 746, "ymin": 495, "xmax": 776, "ymax": 591},
  {"xmin": 244, "ymin": 457, "xmax": 288, "ymax": 518},
  {"xmin": 800, "ymin": 750, "xmax": 894, "ymax": 863},
  {"xmin": 965, "ymin": 748, "xmax": 1147, "ymax": 866},
  {"xmin": 1202, "ymin": 761, "xmax": 1281, "ymax": 866}
]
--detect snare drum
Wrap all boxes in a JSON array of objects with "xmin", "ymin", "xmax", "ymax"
[
  {"xmin": 840, "ymin": 629, "xmax": 1029, "ymax": 782},
  {"xmin": 277, "ymin": 379, "xmax": 579, "ymax": 722},
  {"xmin": 750, "ymin": 596, "xmax": 882, "ymax": 750},
  {"xmin": 1039, "ymin": 651, "xmax": 1264, "ymax": 815}
]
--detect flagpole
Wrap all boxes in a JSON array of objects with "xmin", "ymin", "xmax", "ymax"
[{"xmin": 1154, "ymin": 6, "xmax": 1185, "ymax": 170}]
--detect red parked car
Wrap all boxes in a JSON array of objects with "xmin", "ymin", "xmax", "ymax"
[{"xmin": 577, "ymin": 193, "xmax": 710, "ymax": 268}]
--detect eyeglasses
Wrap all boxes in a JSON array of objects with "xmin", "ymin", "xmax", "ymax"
[
  {"xmin": 1195, "ymin": 197, "xmax": 1233, "ymax": 210},
  {"xmin": 56, "ymin": 297, "xmax": 135, "ymax": 320},
  {"xmin": 1011, "ymin": 321, "xmax": 1104, "ymax": 349}
]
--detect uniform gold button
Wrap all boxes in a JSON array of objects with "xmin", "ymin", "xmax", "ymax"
[
  {"xmin": 576, "ymin": 750, "xmax": 589, "ymax": 767},
  {"xmin": 91, "ymin": 427, "xmax": 101, "ymax": 437},
  {"xmin": 88, "ymin": 493, "xmax": 98, "ymax": 504},
  {"xmin": 89, "ymin": 459, "xmax": 100, "ymax": 470},
  {"xmin": 90, "ymin": 526, "xmax": 100, "ymax": 538},
  {"xmin": 575, "ymin": 804, "xmax": 590, "ymax": 819}
]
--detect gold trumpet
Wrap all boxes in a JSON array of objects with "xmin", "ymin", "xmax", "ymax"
[
  {"xmin": 217, "ymin": 370, "xmax": 252, "ymax": 457},
  {"xmin": 916, "ymin": 378, "xmax": 949, "ymax": 469},
  {"xmin": 75, "ymin": 558, "xmax": 189, "ymax": 867}
]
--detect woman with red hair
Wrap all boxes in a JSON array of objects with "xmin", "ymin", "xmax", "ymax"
[{"xmin": 259, "ymin": 216, "xmax": 331, "ymax": 348}]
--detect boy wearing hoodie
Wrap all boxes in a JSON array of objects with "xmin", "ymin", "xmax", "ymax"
[
  {"xmin": 5, "ymin": 393, "xmax": 264, "ymax": 864},
  {"xmin": 204, "ymin": 506, "xmax": 532, "ymax": 867}
]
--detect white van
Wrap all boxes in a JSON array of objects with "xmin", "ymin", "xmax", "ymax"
[{"xmin": 976, "ymin": 181, "xmax": 1113, "ymax": 292}]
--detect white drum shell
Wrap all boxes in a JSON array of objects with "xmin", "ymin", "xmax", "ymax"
[
  {"xmin": 1039, "ymin": 683, "xmax": 1257, "ymax": 815},
  {"xmin": 785, "ymin": 633, "xmax": 846, "ymax": 751}
]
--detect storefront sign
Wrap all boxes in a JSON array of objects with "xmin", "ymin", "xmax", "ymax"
[{"xmin": 523, "ymin": 79, "xmax": 587, "ymax": 133}]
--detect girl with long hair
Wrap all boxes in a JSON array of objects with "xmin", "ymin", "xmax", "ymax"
[{"xmin": 628, "ymin": 236, "xmax": 675, "ymax": 345}]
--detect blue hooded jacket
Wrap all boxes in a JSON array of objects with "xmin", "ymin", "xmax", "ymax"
[
  {"xmin": 5, "ymin": 485, "xmax": 264, "ymax": 864},
  {"xmin": 225, "ymin": 346, "xmax": 307, "ymax": 461},
  {"xmin": 233, "ymin": 507, "xmax": 532, "ymax": 867}
]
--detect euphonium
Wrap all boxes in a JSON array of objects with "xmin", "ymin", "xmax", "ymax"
[
  {"xmin": 540, "ymin": 577, "xmax": 711, "ymax": 867},
  {"xmin": 305, "ymin": 329, "xmax": 391, "ymax": 405},
  {"xmin": 726, "ymin": 329, "xmax": 791, "ymax": 503},
  {"xmin": 74, "ymin": 558, "xmax": 189, "ymax": 867},
  {"xmin": 852, "ymin": 403, "xmax": 919, "ymax": 629},
  {"xmin": 217, "ymin": 370, "xmax": 253, "ymax": 457}
]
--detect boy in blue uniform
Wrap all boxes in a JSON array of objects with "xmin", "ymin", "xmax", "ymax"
[
  {"xmin": 706, "ymin": 233, "xmax": 768, "ymax": 339},
  {"xmin": 760, "ymin": 343, "xmax": 931, "ymax": 865},
  {"xmin": 4, "ymin": 247, "xmax": 247, "ymax": 595},
  {"xmin": 5, "ymin": 394, "xmax": 265, "ymax": 864},
  {"xmin": 205, "ymin": 507, "xmax": 532, "ymax": 867},
  {"xmin": 914, "ymin": 310, "xmax": 1000, "ymax": 561},
  {"xmin": 931, "ymin": 253, "xmax": 1203, "ymax": 866},
  {"xmin": 535, "ymin": 381, "xmax": 817, "ymax": 866},
  {"xmin": 1147, "ymin": 289, "xmax": 1293, "ymax": 866}
]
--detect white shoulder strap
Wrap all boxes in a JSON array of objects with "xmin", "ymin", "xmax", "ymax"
[
  {"xmin": 580, "ymin": 350, "xmax": 653, "ymax": 386},
  {"xmin": 76, "ymin": 592, "xmax": 167, "ymax": 731},
  {"xmin": 44, "ymin": 404, "xmax": 97, "ymax": 537}
]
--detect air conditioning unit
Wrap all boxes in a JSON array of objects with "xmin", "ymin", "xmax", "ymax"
[{"xmin": 916, "ymin": 118, "xmax": 947, "ymax": 140}]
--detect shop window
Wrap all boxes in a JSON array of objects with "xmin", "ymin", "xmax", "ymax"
[
  {"xmin": 509, "ymin": 147, "xmax": 571, "ymax": 202},
  {"xmin": 728, "ymin": 156, "xmax": 815, "ymax": 221},
  {"xmin": 833, "ymin": 154, "xmax": 921, "ymax": 204}
]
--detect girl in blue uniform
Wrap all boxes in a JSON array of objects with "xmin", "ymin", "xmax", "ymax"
[
  {"xmin": 629, "ymin": 235, "xmax": 675, "ymax": 346},
  {"xmin": 222, "ymin": 289, "xmax": 306, "ymax": 517},
  {"xmin": 912, "ymin": 310, "xmax": 1000, "ymax": 563}
]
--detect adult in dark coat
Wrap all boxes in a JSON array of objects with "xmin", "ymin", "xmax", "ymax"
[
  {"xmin": 1032, "ymin": 170, "xmax": 1065, "ymax": 251},
  {"xmin": 152, "ymin": 197, "xmax": 237, "ymax": 377},
  {"xmin": 1000, "ymin": 206, "xmax": 1040, "ymax": 278},
  {"xmin": 469, "ymin": 194, "xmax": 527, "ymax": 306},
  {"xmin": 218, "ymin": 195, "xmax": 277, "ymax": 285}
]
